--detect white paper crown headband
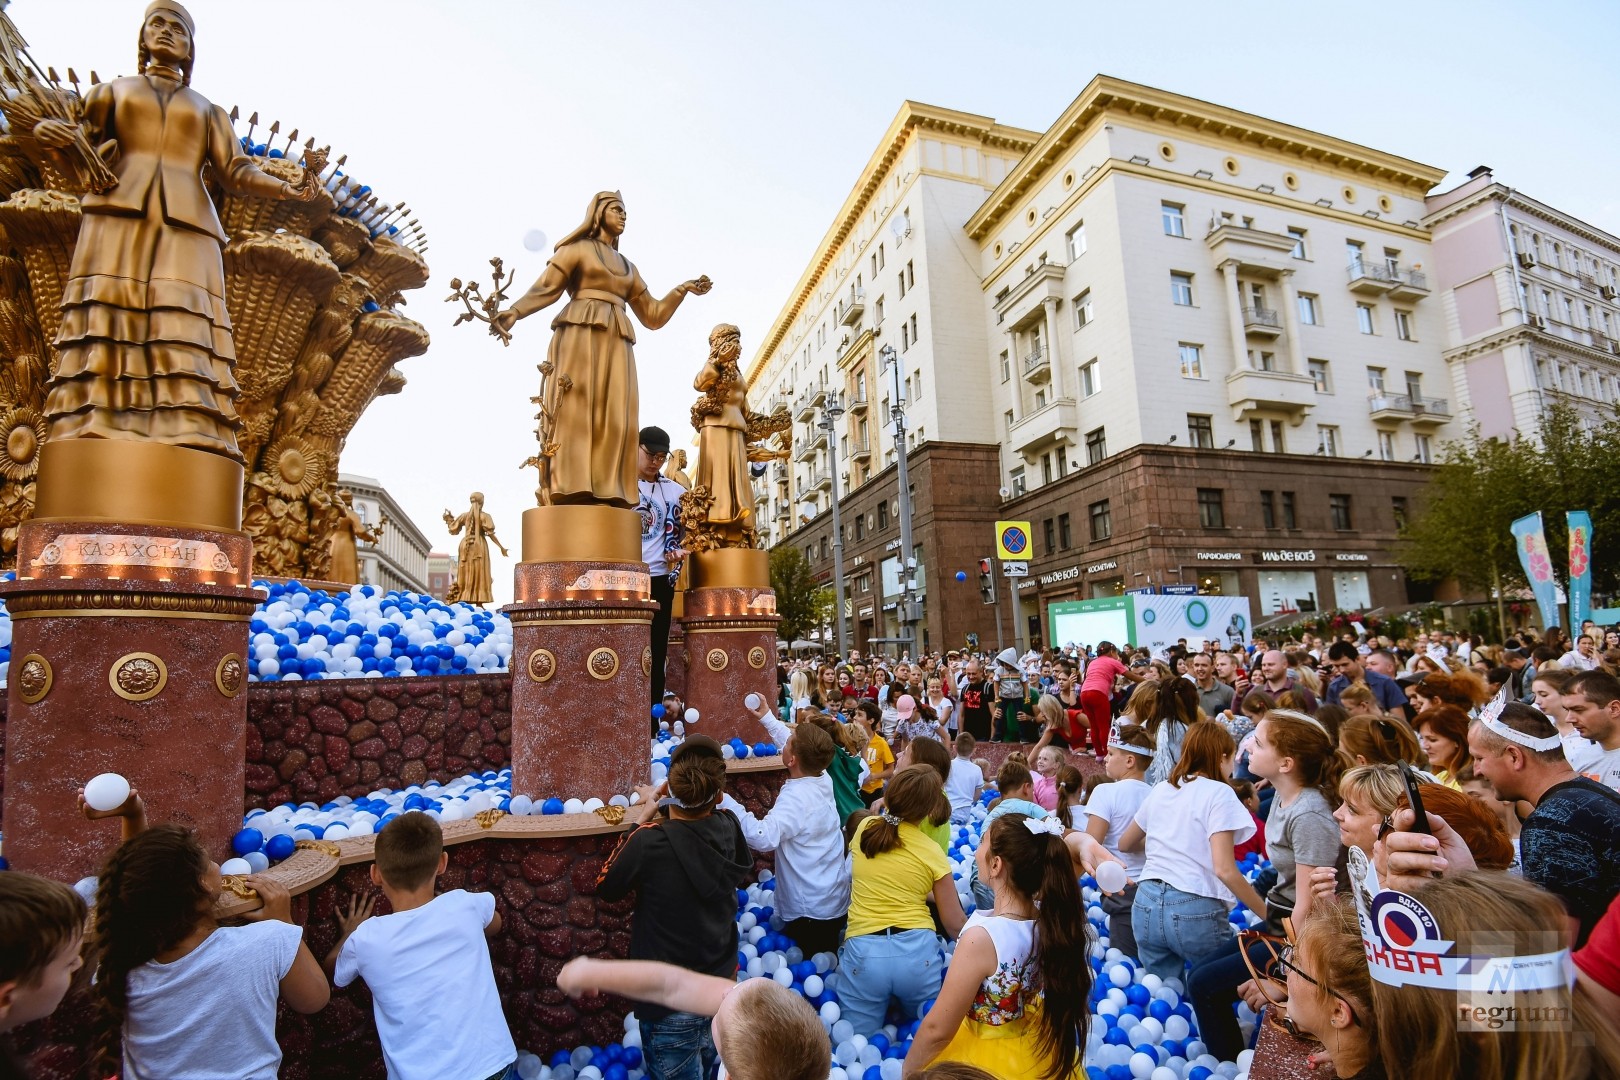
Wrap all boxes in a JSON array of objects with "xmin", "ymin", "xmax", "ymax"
[
  {"xmin": 1478, "ymin": 687, "xmax": 1562, "ymax": 753},
  {"xmin": 1347, "ymin": 845, "xmax": 1572, "ymax": 993},
  {"xmin": 1107, "ymin": 723, "xmax": 1151, "ymax": 757}
]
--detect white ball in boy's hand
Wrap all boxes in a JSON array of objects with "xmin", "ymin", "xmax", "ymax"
[
  {"xmin": 744, "ymin": 693, "xmax": 762, "ymax": 711},
  {"xmin": 84, "ymin": 772, "xmax": 130, "ymax": 812}
]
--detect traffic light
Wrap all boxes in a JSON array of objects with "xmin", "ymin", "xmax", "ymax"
[{"xmin": 978, "ymin": 557, "xmax": 997, "ymax": 605}]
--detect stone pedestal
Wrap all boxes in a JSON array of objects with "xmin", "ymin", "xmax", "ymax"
[
  {"xmin": 1, "ymin": 441, "xmax": 257, "ymax": 882},
  {"xmin": 681, "ymin": 549, "xmax": 778, "ymax": 747},
  {"xmin": 505, "ymin": 505, "xmax": 656, "ymax": 802}
]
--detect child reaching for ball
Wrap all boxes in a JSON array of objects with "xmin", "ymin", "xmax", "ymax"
[
  {"xmin": 325, "ymin": 811, "xmax": 517, "ymax": 1080},
  {"xmin": 85, "ymin": 823, "xmax": 329, "ymax": 1078},
  {"xmin": 555, "ymin": 957, "xmax": 830, "ymax": 1080},
  {"xmin": 902, "ymin": 813, "xmax": 1091, "ymax": 1079}
]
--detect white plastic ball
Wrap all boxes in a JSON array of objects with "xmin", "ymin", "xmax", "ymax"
[
  {"xmin": 523, "ymin": 228, "xmax": 548, "ymax": 252},
  {"xmin": 220, "ymin": 857, "xmax": 252, "ymax": 875},
  {"xmin": 243, "ymin": 851, "xmax": 270, "ymax": 873},
  {"xmin": 684, "ymin": 707, "xmax": 699, "ymax": 724},
  {"xmin": 563, "ymin": 798, "xmax": 584, "ymax": 815},
  {"xmin": 744, "ymin": 692, "xmax": 762, "ymax": 711},
  {"xmin": 84, "ymin": 772, "xmax": 131, "ymax": 812},
  {"xmin": 1096, "ymin": 860, "xmax": 1129, "ymax": 894},
  {"xmin": 582, "ymin": 797, "xmax": 604, "ymax": 812},
  {"xmin": 1130, "ymin": 1053, "xmax": 1157, "ymax": 1079}
]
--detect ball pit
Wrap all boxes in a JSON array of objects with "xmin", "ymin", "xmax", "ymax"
[{"xmin": 479, "ymin": 811, "xmax": 1271, "ymax": 1080}]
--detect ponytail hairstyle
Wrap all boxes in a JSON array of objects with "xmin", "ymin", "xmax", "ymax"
[
  {"xmin": 903, "ymin": 736, "xmax": 955, "ymax": 824},
  {"xmin": 1053, "ymin": 765, "xmax": 1085, "ymax": 822},
  {"xmin": 1034, "ymin": 694, "xmax": 1064, "ymax": 732},
  {"xmin": 1263, "ymin": 709, "xmax": 1349, "ymax": 809},
  {"xmin": 1147, "ymin": 677, "xmax": 1197, "ymax": 740},
  {"xmin": 859, "ymin": 765, "xmax": 940, "ymax": 858},
  {"xmin": 87, "ymin": 825, "xmax": 214, "ymax": 1070},
  {"xmin": 981, "ymin": 814, "xmax": 1090, "ymax": 1080}
]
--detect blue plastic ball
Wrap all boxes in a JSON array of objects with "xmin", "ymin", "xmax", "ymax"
[
  {"xmin": 956, "ymin": 570, "xmax": 967, "ymax": 582},
  {"xmin": 651, "ymin": 704, "xmax": 666, "ymax": 719},
  {"xmin": 265, "ymin": 833, "xmax": 297, "ymax": 861},
  {"xmin": 542, "ymin": 798, "xmax": 565, "ymax": 815},
  {"xmin": 231, "ymin": 828, "xmax": 264, "ymax": 855}
]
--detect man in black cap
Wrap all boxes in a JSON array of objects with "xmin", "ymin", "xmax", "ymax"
[{"xmin": 638, "ymin": 425, "xmax": 686, "ymax": 722}]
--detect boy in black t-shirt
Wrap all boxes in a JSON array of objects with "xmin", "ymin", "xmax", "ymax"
[{"xmin": 597, "ymin": 735, "xmax": 753, "ymax": 1080}]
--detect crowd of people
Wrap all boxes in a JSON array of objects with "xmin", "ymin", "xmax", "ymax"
[{"xmin": 7, "ymin": 620, "xmax": 1620, "ymax": 1079}]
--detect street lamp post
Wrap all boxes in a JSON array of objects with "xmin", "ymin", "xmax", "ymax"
[
  {"xmin": 880, "ymin": 344, "xmax": 916, "ymax": 658},
  {"xmin": 819, "ymin": 390, "xmax": 850, "ymax": 660}
]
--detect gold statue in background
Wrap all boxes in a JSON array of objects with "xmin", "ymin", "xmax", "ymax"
[
  {"xmin": 328, "ymin": 488, "xmax": 381, "ymax": 585},
  {"xmin": 444, "ymin": 492, "xmax": 508, "ymax": 606},
  {"xmin": 677, "ymin": 324, "xmax": 790, "ymax": 553},
  {"xmin": 31, "ymin": 2, "xmax": 323, "ymax": 462},
  {"xmin": 488, "ymin": 192, "xmax": 711, "ymax": 509},
  {"xmin": 664, "ymin": 448, "xmax": 693, "ymax": 488}
]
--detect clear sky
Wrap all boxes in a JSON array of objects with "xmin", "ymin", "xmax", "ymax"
[{"xmin": 16, "ymin": 0, "xmax": 1619, "ymax": 603}]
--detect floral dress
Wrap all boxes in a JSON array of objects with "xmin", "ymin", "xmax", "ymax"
[{"xmin": 936, "ymin": 911, "xmax": 1078, "ymax": 1076}]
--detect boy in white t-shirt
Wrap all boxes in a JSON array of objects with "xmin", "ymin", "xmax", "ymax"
[
  {"xmin": 944, "ymin": 732, "xmax": 986, "ymax": 823},
  {"xmin": 327, "ymin": 812, "xmax": 516, "ymax": 1080},
  {"xmin": 1081, "ymin": 724, "xmax": 1155, "ymax": 959}
]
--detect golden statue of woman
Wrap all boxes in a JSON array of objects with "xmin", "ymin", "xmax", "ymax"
[
  {"xmin": 328, "ymin": 489, "xmax": 380, "ymax": 585},
  {"xmin": 679, "ymin": 324, "xmax": 790, "ymax": 551},
  {"xmin": 443, "ymin": 492, "xmax": 508, "ymax": 606},
  {"xmin": 492, "ymin": 192, "xmax": 710, "ymax": 509},
  {"xmin": 30, "ymin": 2, "xmax": 322, "ymax": 463}
]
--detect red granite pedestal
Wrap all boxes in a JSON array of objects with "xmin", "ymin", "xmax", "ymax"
[
  {"xmin": 505, "ymin": 506, "xmax": 656, "ymax": 802},
  {"xmin": 1, "ymin": 440, "xmax": 258, "ymax": 882},
  {"xmin": 681, "ymin": 549, "xmax": 777, "ymax": 748}
]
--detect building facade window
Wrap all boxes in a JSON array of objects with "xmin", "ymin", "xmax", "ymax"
[
  {"xmin": 1297, "ymin": 293, "xmax": 1319, "ymax": 326},
  {"xmin": 1171, "ymin": 272, "xmax": 1194, "ymax": 306},
  {"xmin": 1179, "ymin": 343, "xmax": 1204, "ymax": 379},
  {"xmin": 1044, "ymin": 518, "xmax": 1055, "ymax": 555},
  {"xmin": 1058, "ymin": 512, "xmax": 1072, "ymax": 549},
  {"xmin": 1080, "ymin": 359, "xmax": 1100, "ymax": 397},
  {"xmin": 1318, "ymin": 425, "xmax": 1340, "ymax": 456},
  {"xmin": 878, "ymin": 501, "xmax": 889, "ymax": 529},
  {"xmin": 1089, "ymin": 499, "xmax": 1112, "ymax": 541},
  {"xmin": 1085, "ymin": 427, "xmax": 1107, "ymax": 465},
  {"xmin": 1187, "ymin": 414, "xmax": 1214, "ymax": 448},
  {"xmin": 1066, "ymin": 222, "xmax": 1087, "ymax": 261},
  {"xmin": 1288, "ymin": 227, "xmax": 1308, "ymax": 259},
  {"xmin": 1000, "ymin": 351, "xmax": 1010, "ymax": 382},
  {"xmin": 1250, "ymin": 419, "xmax": 1265, "ymax": 452},
  {"xmin": 1162, "ymin": 201, "xmax": 1186, "ymax": 237},
  {"xmin": 1270, "ymin": 420, "xmax": 1285, "ymax": 454},
  {"xmin": 1197, "ymin": 488, "xmax": 1225, "ymax": 529},
  {"xmin": 1415, "ymin": 434, "xmax": 1432, "ymax": 463},
  {"xmin": 1281, "ymin": 491, "xmax": 1297, "ymax": 529},
  {"xmin": 1309, "ymin": 359, "xmax": 1331, "ymax": 393},
  {"xmin": 1260, "ymin": 490, "xmax": 1276, "ymax": 529},
  {"xmin": 1010, "ymin": 466, "xmax": 1026, "ymax": 496},
  {"xmin": 1330, "ymin": 493, "xmax": 1353, "ymax": 531},
  {"xmin": 1394, "ymin": 309, "xmax": 1413, "ymax": 341},
  {"xmin": 1074, "ymin": 289, "xmax": 1093, "ymax": 329},
  {"xmin": 1357, "ymin": 304, "xmax": 1375, "ymax": 334},
  {"xmin": 1378, "ymin": 430, "xmax": 1394, "ymax": 461},
  {"xmin": 1392, "ymin": 496, "xmax": 1408, "ymax": 529}
]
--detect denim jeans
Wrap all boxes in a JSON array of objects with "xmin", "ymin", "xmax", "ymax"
[
  {"xmin": 1132, "ymin": 878, "xmax": 1235, "ymax": 982},
  {"xmin": 836, "ymin": 928, "xmax": 944, "ymax": 1037},
  {"xmin": 642, "ymin": 1012, "xmax": 718, "ymax": 1080}
]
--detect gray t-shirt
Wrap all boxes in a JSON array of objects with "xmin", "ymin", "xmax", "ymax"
[
  {"xmin": 1264, "ymin": 787, "xmax": 1341, "ymax": 913},
  {"xmin": 1196, "ymin": 679, "xmax": 1234, "ymax": 718}
]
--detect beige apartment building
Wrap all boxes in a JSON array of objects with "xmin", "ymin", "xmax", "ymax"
[
  {"xmin": 1424, "ymin": 166, "xmax": 1620, "ymax": 440},
  {"xmin": 747, "ymin": 77, "xmax": 1481, "ymax": 650}
]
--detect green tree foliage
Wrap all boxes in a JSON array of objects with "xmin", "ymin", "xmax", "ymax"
[
  {"xmin": 770, "ymin": 544, "xmax": 834, "ymax": 643},
  {"xmin": 1401, "ymin": 403, "xmax": 1620, "ymax": 597}
]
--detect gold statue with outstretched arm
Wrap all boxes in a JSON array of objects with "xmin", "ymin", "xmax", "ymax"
[
  {"xmin": 488, "ymin": 192, "xmax": 710, "ymax": 509},
  {"xmin": 443, "ymin": 492, "xmax": 508, "ymax": 606},
  {"xmin": 31, "ymin": 2, "xmax": 323, "ymax": 463},
  {"xmin": 328, "ymin": 488, "xmax": 380, "ymax": 585}
]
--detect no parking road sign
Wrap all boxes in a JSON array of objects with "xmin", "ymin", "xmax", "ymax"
[{"xmin": 995, "ymin": 520, "xmax": 1031, "ymax": 560}]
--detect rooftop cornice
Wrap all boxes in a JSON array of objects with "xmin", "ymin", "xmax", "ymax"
[
  {"xmin": 965, "ymin": 74, "xmax": 1448, "ymax": 241},
  {"xmin": 745, "ymin": 102, "xmax": 1040, "ymax": 386}
]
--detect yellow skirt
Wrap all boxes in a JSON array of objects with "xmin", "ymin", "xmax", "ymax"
[{"xmin": 932, "ymin": 1006, "xmax": 1081, "ymax": 1078}]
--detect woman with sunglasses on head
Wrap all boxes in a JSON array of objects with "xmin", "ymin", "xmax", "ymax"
[{"xmin": 1272, "ymin": 897, "xmax": 1383, "ymax": 1078}]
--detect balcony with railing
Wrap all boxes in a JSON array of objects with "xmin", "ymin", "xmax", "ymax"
[
  {"xmin": 849, "ymin": 439, "xmax": 871, "ymax": 463},
  {"xmin": 1007, "ymin": 397, "xmax": 1076, "ymax": 454},
  {"xmin": 809, "ymin": 467, "xmax": 832, "ymax": 493},
  {"xmin": 1227, "ymin": 367, "xmax": 1316, "ymax": 422},
  {"xmin": 793, "ymin": 385, "xmax": 827, "ymax": 421},
  {"xmin": 1242, "ymin": 306, "xmax": 1282, "ymax": 338},
  {"xmin": 1346, "ymin": 259, "xmax": 1397, "ymax": 295},
  {"xmin": 1023, "ymin": 345, "xmax": 1051, "ymax": 383},
  {"xmin": 1367, "ymin": 394, "xmax": 1451, "ymax": 426},
  {"xmin": 847, "ymin": 392, "xmax": 869, "ymax": 415},
  {"xmin": 837, "ymin": 288, "xmax": 866, "ymax": 328},
  {"xmin": 1387, "ymin": 266, "xmax": 1429, "ymax": 302}
]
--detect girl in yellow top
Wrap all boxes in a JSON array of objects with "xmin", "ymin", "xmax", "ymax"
[
  {"xmin": 838, "ymin": 766, "xmax": 967, "ymax": 1037},
  {"xmin": 903, "ymin": 813, "xmax": 1090, "ymax": 1080}
]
